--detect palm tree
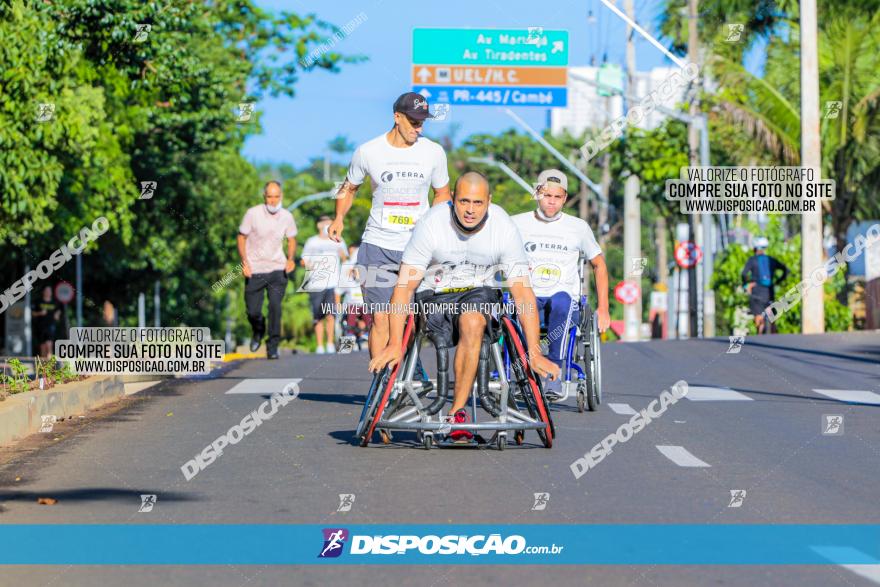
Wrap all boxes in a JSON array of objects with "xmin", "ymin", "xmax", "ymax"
[{"xmin": 706, "ymin": 7, "xmax": 880, "ymax": 302}]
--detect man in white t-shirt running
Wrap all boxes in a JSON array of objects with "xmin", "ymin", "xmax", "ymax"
[
  {"xmin": 368, "ymin": 172, "xmax": 559, "ymax": 440},
  {"xmin": 300, "ymin": 215, "xmax": 348, "ymax": 354},
  {"xmin": 511, "ymin": 169, "xmax": 610, "ymax": 397},
  {"xmin": 328, "ymin": 92, "xmax": 450, "ymax": 359}
]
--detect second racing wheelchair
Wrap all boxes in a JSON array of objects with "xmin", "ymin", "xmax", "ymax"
[{"xmin": 497, "ymin": 252, "xmax": 603, "ymax": 413}]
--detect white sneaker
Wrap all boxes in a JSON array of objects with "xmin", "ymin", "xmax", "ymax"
[
  {"xmin": 544, "ymin": 378, "xmax": 563, "ymax": 401},
  {"xmin": 316, "ymin": 345, "xmax": 326, "ymax": 354},
  {"xmin": 327, "ymin": 343, "xmax": 336, "ymax": 353}
]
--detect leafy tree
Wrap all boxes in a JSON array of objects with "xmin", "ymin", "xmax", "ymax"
[
  {"xmin": 660, "ymin": 0, "xmax": 880, "ymax": 308},
  {"xmin": 0, "ymin": 0, "xmax": 363, "ymax": 340},
  {"xmin": 326, "ymin": 134, "xmax": 356, "ymax": 158}
]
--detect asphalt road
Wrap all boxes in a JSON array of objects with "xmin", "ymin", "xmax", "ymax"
[{"xmin": 1, "ymin": 331, "xmax": 878, "ymax": 586}]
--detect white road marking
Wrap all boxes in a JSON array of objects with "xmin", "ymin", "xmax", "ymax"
[
  {"xmin": 811, "ymin": 546, "xmax": 880, "ymax": 585},
  {"xmin": 684, "ymin": 386, "xmax": 753, "ymax": 401},
  {"xmin": 840, "ymin": 566, "xmax": 880, "ymax": 585},
  {"xmin": 225, "ymin": 378, "xmax": 301, "ymax": 395},
  {"xmin": 123, "ymin": 381, "xmax": 162, "ymax": 396},
  {"xmin": 656, "ymin": 445, "xmax": 711, "ymax": 467},
  {"xmin": 608, "ymin": 403, "xmax": 637, "ymax": 415},
  {"xmin": 813, "ymin": 389, "xmax": 880, "ymax": 405}
]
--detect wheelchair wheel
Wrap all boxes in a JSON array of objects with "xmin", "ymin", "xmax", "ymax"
[
  {"xmin": 587, "ymin": 311, "xmax": 602, "ymax": 410},
  {"xmin": 501, "ymin": 316, "xmax": 554, "ymax": 448},
  {"xmin": 356, "ymin": 368, "xmax": 388, "ymax": 440},
  {"xmin": 360, "ymin": 315, "xmax": 416, "ymax": 446},
  {"xmin": 576, "ymin": 382, "xmax": 586, "ymax": 413}
]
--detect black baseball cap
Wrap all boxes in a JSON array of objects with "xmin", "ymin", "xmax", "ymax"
[{"xmin": 393, "ymin": 92, "xmax": 434, "ymax": 120}]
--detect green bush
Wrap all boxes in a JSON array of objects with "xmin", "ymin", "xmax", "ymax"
[{"xmin": 1, "ymin": 359, "xmax": 31, "ymax": 394}]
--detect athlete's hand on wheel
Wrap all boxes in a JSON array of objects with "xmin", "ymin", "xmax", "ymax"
[
  {"xmin": 596, "ymin": 308, "xmax": 611, "ymax": 333},
  {"xmin": 368, "ymin": 344, "xmax": 403, "ymax": 373},
  {"xmin": 531, "ymin": 355, "xmax": 560, "ymax": 381},
  {"xmin": 328, "ymin": 218, "xmax": 344, "ymax": 243}
]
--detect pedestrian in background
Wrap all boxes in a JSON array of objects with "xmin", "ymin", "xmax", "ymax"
[
  {"xmin": 237, "ymin": 180, "xmax": 297, "ymax": 359},
  {"xmin": 742, "ymin": 236, "xmax": 789, "ymax": 334},
  {"xmin": 32, "ymin": 286, "xmax": 61, "ymax": 358}
]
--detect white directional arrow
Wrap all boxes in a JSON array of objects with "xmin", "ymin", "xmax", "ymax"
[
  {"xmin": 417, "ymin": 88, "xmax": 431, "ymax": 98},
  {"xmin": 551, "ymin": 40, "xmax": 564, "ymax": 54},
  {"xmin": 417, "ymin": 67, "xmax": 431, "ymax": 82}
]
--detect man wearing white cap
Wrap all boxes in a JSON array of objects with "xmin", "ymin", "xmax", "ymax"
[
  {"xmin": 512, "ymin": 169, "xmax": 610, "ymax": 398},
  {"xmin": 742, "ymin": 237, "xmax": 789, "ymax": 334}
]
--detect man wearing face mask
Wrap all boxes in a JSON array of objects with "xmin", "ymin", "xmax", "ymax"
[
  {"xmin": 512, "ymin": 170, "xmax": 610, "ymax": 399},
  {"xmin": 237, "ymin": 180, "xmax": 298, "ymax": 359},
  {"xmin": 301, "ymin": 215, "xmax": 348, "ymax": 354}
]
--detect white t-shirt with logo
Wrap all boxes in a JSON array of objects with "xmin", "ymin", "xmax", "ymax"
[
  {"xmin": 347, "ymin": 134, "xmax": 449, "ymax": 252},
  {"xmin": 301, "ymin": 235, "xmax": 347, "ymax": 291},
  {"xmin": 402, "ymin": 203, "xmax": 530, "ymax": 293},
  {"xmin": 511, "ymin": 211, "xmax": 602, "ymax": 299}
]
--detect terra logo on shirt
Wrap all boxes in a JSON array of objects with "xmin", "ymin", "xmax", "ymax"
[{"xmin": 524, "ymin": 241, "xmax": 569, "ymax": 252}]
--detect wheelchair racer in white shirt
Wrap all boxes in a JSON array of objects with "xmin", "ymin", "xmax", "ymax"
[{"xmin": 511, "ymin": 169, "xmax": 611, "ymax": 399}]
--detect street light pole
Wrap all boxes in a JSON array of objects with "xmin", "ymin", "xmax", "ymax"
[
  {"xmin": 154, "ymin": 280, "xmax": 160, "ymax": 327},
  {"xmin": 800, "ymin": 0, "xmax": 825, "ymax": 333},
  {"xmin": 75, "ymin": 253, "xmax": 83, "ymax": 328},
  {"xmin": 467, "ymin": 156, "xmax": 534, "ymax": 195},
  {"xmin": 622, "ymin": 0, "xmax": 642, "ymax": 343},
  {"xmin": 286, "ymin": 190, "xmax": 334, "ymax": 212},
  {"xmin": 502, "ymin": 108, "xmax": 606, "ymax": 203}
]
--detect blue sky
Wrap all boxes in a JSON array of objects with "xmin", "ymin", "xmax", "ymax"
[{"xmin": 245, "ymin": 0, "xmax": 756, "ymax": 168}]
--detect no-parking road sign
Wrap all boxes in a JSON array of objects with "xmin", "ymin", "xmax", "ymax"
[
  {"xmin": 614, "ymin": 281, "xmax": 641, "ymax": 305},
  {"xmin": 55, "ymin": 281, "xmax": 75, "ymax": 305},
  {"xmin": 675, "ymin": 241, "xmax": 703, "ymax": 268}
]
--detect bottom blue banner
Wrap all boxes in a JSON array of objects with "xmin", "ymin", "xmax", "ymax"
[{"xmin": 1, "ymin": 525, "xmax": 878, "ymax": 565}]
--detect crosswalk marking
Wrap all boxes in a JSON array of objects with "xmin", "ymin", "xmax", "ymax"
[
  {"xmin": 811, "ymin": 546, "xmax": 880, "ymax": 585},
  {"xmin": 684, "ymin": 386, "xmax": 753, "ymax": 401},
  {"xmin": 608, "ymin": 403, "xmax": 637, "ymax": 415},
  {"xmin": 813, "ymin": 389, "xmax": 880, "ymax": 405},
  {"xmin": 656, "ymin": 445, "xmax": 711, "ymax": 467},
  {"xmin": 225, "ymin": 378, "xmax": 301, "ymax": 395}
]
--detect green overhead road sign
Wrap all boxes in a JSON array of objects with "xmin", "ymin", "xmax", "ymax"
[{"xmin": 413, "ymin": 28, "xmax": 569, "ymax": 66}]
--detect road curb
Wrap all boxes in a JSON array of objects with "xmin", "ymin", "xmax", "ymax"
[{"xmin": 0, "ymin": 375, "xmax": 124, "ymax": 447}]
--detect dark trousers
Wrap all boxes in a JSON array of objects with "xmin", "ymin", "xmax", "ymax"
[{"xmin": 245, "ymin": 270, "xmax": 287, "ymax": 351}]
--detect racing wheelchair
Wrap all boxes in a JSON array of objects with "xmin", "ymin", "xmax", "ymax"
[
  {"xmin": 497, "ymin": 253, "xmax": 603, "ymax": 412},
  {"xmin": 355, "ymin": 289, "xmax": 555, "ymax": 450}
]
